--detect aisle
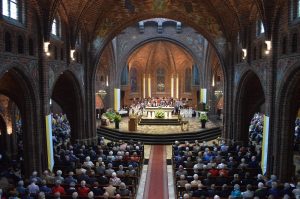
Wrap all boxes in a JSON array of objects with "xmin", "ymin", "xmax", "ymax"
[{"xmin": 143, "ymin": 145, "xmax": 168, "ymax": 199}]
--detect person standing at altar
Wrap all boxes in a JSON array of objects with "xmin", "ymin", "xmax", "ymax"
[{"xmin": 175, "ymin": 99, "xmax": 180, "ymax": 114}]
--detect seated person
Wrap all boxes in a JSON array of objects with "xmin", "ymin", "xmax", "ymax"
[
  {"xmin": 116, "ymin": 182, "xmax": 131, "ymax": 196},
  {"xmin": 176, "ymin": 165, "xmax": 187, "ymax": 177},
  {"xmin": 90, "ymin": 182, "xmax": 103, "ymax": 196},
  {"xmin": 190, "ymin": 174, "xmax": 202, "ymax": 187},
  {"xmin": 192, "ymin": 183, "xmax": 208, "ymax": 198},
  {"xmin": 103, "ymin": 182, "xmax": 117, "ymax": 197},
  {"xmin": 109, "ymin": 172, "xmax": 122, "ymax": 186},
  {"xmin": 177, "ymin": 175, "xmax": 188, "ymax": 187},
  {"xmin": 78, "ymin": 180, "xmax": 90, "ymax": 197}
]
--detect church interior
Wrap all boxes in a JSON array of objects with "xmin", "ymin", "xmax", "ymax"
[{"xmin": 0, "ymin": 0, "xmax": 300, "ymax": 198}]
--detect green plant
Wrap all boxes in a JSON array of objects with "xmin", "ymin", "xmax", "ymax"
[
  {"xmin": 113, "ymin": 114, "xmax": 122, "ymax": 123},
  {"xmin": 155, "ymin": 109, "xmax": 165, "ymax": 118},
  {"xmin": 200, "ymin": 113, "xmax": 208, "ymax": 122},
  {"xmin": 105, "ymin": 111, "xmax": 116, "ymax": 121}
]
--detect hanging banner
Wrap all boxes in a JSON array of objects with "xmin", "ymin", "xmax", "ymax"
[
  {"xmin": 114, "ymin": 88, "xmax": 121, "ymax": 111},
  {"xmin": 200, "ymin": 88, "xmax": 207, "ymax": 103},
  {"xmin": 261, "ymin": 115, "xmax": 270, "ymax": 175},
  {"xmin": 45, "ymin": 114, "xmax": 54, "ymax": 172}
]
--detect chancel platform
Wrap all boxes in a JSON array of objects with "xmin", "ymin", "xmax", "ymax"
[{"xmin": 97, "ymin": 117, "xmax": 222, "ymax": 144}]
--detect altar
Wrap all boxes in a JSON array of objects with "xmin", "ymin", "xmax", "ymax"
[{"xmin": 144, "ymin": 107, "xmax": 174, "ymax": 118}]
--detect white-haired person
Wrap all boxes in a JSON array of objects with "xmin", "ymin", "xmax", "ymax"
[
  {"xmin": 83, "ymin": 156, "xmax": 94, "ymax": 168},
  {"xmin": 254, "ymin": 182, "xmax": 267, "ymax": 198},
  {"xmin": 110, "ymin": 172, "xmax": 121, "ymax": 186},
  {"xmin": 191, "ymin": 174, "xmax": 202, "ymax": 187},
  {"xmin": 54, "ymin": 170, "xmax": 64, "ymax": 182}
]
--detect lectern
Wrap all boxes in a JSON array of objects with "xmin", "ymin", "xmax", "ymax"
[{"xmin": 128, "ymin": 116, "xmax": 138, "ymax": 131}]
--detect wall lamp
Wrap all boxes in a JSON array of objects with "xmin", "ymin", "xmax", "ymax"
[
  {"xmin": 70, "ymin": 49, "xmax": 76, "ymax": 61},
  {"xmin": 265, "ymin": 40, "xmax": 272, "ymax": 55},
  {"xmin": 44, "ymin": 42, "xmax": 50, "ymax": 56},
  {"xmin": 242, "ymin": 49, "xmax": 247, "ymax": 59}
]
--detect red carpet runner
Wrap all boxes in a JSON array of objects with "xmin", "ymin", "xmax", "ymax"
[{"xmin": 144, "ymin": 145, "xmax": 168, "ymax": 199}]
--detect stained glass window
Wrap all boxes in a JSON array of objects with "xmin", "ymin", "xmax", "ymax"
[{"xmin": 157, "ymin": 68, "xmax": 165, "ymax": 92}]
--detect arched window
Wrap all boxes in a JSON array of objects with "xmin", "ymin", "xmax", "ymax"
[
  {"xmin": 292, "ymin": 33, "xmax": 298, "ymax": 53},
  {"xmin": 51, "ymin": 17, "xmax": 60, "ymax": 37},
  {"xmin": 185, "ymin": 68, "xmax": 192, "ymax": 92},
  {"xmin": 256, "ymin": 20, "xmax": 265, "ymax": 36},
  {"xmin": 28, "ymin": 38, "xmax": 34, "ymax": 56},
  {"xmin": 121, "ymin": 65, "xmax": 129, "ymax": 85},
  {"xmin": 4, "ymin": 32, "xmax": 12, "ymax": 52},
  {"xmin": 156, "ymin": 68, "xmax": 165, "ymax": 92},
  {"xmin": 17, "ymin": 35, "xmax": 24, "ymax": 54},
  {"xmin": 2, "ymin": 0, "xmax": 21, "ymax": 21},
  {"xmin": 130, "ymin": 68, "xmax": 138, "ymax": 92},
  {"xmin": 192, "ymin": 65, "xmax": 200, "ymax": 85},
  {"xmin": 282, "ymin": 36, "xmax": 287, "ymax": 55}
]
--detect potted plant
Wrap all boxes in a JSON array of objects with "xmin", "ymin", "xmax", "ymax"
[
  {"xmin": 105, "ymin": 110, "xmax": 116, "ymax": 122},
  {"xmin": 200, "ymin": 112, "xmax": 208, "ymax": 128},
  {"xmin": 113, "ymin": 113, "xmax": 122, "ymax": 129}
]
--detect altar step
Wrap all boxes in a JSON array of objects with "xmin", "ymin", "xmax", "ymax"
[
  {"xmin": 139, "ymin": 118, "xmax": 181, "ymax": 125},
  {"xmin": 97, "ymin": 126, "xmax": 221, "ymax": 144}
]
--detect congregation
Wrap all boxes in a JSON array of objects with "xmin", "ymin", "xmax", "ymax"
[
  {"xmin": 0, "ymin": 137, "xmax": 144, "ymax": 199},
  {"xmin": 172, "ymin": 140, "xmax": 300, "ymax": 199},
  {"xmin": 248, "ymin": 113, "xmax": 264, "ymax": 145},
  {"xmin": 52, "ymin": 114, "xmax": 71, "ymax": 149}
]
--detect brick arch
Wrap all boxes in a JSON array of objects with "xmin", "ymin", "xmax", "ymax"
[
  {"xmin": 51, "ymin": 70, "xmax": 84, "ymax": 142},
  {"xmin": 118, "ymin": 38, "xmax": 200, "ymax": 82},
  {"xmin": 275, "ymin": 63, "xmax": 300, "ymax": 181},
  {"xmin": 90, "ymin": 16, "xmax": 229, "ymax": 140},
  {"xmin": 0, "ymin": 67, "xmax": 40, "ymax": 177},
  {"xmin": 234, "ymin": 69, "xmax": 265, "ymax": 143},
  {"xmin": 91, "ymin": 15, "xmax": 228, "ymax": 82}
]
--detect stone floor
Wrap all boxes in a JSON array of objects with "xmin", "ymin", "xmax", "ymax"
[{"xmin": 103, "ymin": 117, "xmax": 222, "ymax": 135}]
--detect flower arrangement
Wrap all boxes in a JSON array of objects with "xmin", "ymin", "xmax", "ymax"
[
  {"xmin": 155, "ymin": 109, "xmax": 165, "ymax": 118},
  {"xmin": 200, "ymin": 112, "xmax": 208, "ymax": 122},
  {"xmin": 113, "ymin": 113, "xmax": 122, "ymax": 123}
]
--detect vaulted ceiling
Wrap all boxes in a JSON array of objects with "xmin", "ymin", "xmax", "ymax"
[
  {"xmin": 32, "ymin": 0, "xmax": 284, "ymax": 43},
  {"xmin": 127, "ymin": 41, "xmax": 194, "ymax": 73}
]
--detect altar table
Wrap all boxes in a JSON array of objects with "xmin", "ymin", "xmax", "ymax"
[{"xmin": 144, "ymin": 107, "xmax": 174, "ymax": 118}]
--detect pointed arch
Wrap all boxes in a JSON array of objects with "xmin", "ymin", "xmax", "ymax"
[
  {"xmin": 51, "ymin": 70, "xmax": 84, "ymax": 141},
  {"xmin": 234, "ymin": 69, "xmax": 265, "ymax": 143}
]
